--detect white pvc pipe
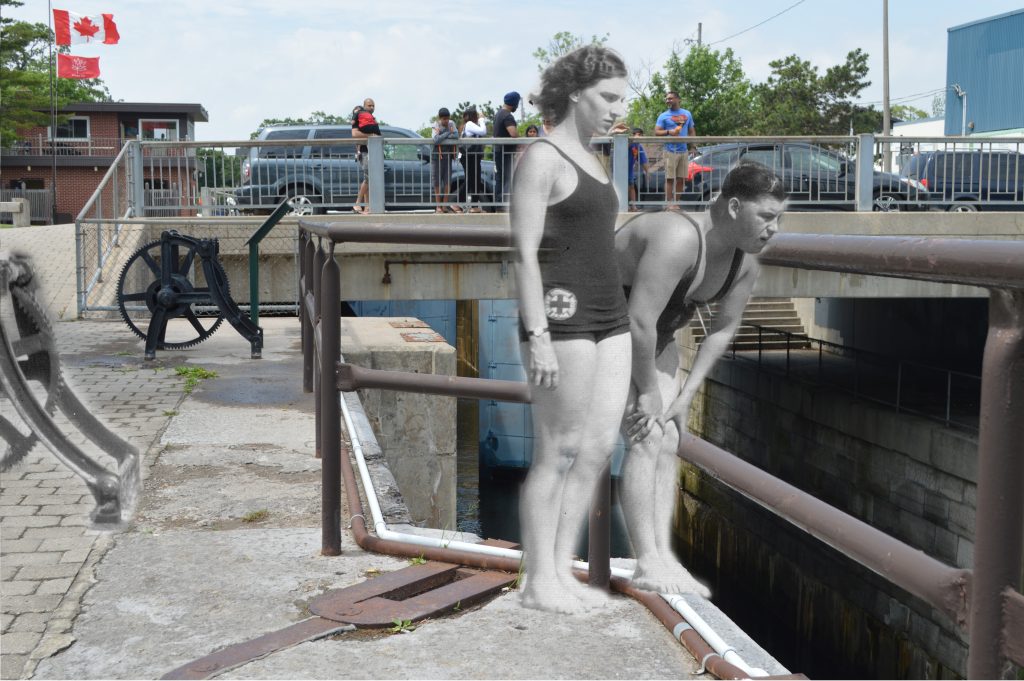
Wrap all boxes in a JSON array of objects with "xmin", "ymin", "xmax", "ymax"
[{"xmin": 339, "ymin": 390, "xmax": 767, "ymax": 677}]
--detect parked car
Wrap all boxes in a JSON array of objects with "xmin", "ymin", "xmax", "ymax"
[
  {"xmin": 899, "ymin": 150, "xmax": 1024, "ymax": 212},
  {"xmin": 235, "ymin": 124, "xmax": 494, "ymax": 214},
  {"xmin": 643, "ymin": 141, "xmax": 929, "ymax": 211}
]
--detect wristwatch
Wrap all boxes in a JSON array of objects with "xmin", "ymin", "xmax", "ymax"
[{"xmin": 527, "ymin": 326, "xmax": 549, "ymax": 339}]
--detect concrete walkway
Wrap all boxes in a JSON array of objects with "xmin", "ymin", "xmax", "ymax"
[{"xmin": 1, "ymin": 224, "xmax": 786, "ymax": 679}]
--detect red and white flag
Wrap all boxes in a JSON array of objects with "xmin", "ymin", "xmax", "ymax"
[
  {"xmin": 57, "ymin": 53, "xmax": 101, "ymax": 79},
  {"xmin": 53, "ymin": 9, "xmax": 120, "ymax": 45}
]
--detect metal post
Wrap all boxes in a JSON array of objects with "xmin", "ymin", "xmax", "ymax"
[
  {"xmin": 129, "ymin": 141, "xmax": 146, "ymax": 217},
  {"xmin": 611, "ymin": 133, "xmax": 629, "ymax": 212},
  {"xmin": 302, "ymin": 233, "xmax": 315, "ymax": 393},
  {"xmin": 945, "ymin": 371, "xmax": 952, "ymax": 426},
  {"xmin": 313, "ymin": 240, "xmax": 326, "ymax": 459},
  {"xmin": 320, "ymin": 243, "xmax": 342, "ymax": 556},
  {"xmin": 854, "ymin": 133, "xmax": 875, "ymax": 212},
  {"xmin": 249, "ymin": 242, "xmax": 260, "ymax": 327},
  {"xmin": 588, "ymin": 464, "xmax": 611, "ymax": 588},
  {"xmin": 968, "ymin": 289, "xmax": 1024, "ymax": 679},
  {"xmin": 368, "ymin": 136, "xmax": 386, "ymax": 214}
]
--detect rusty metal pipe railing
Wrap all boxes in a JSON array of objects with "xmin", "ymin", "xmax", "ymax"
[
  {"xmin": 337, "ymin": 363, "xmax": 531, "ymax": 403},
  {"xmin": 330, "ymin": 361, "xmax": 974, "ymax": 622},
  {"xmin": 300, "ymin": 220, "xmax": 1024, "ymax": 678},
  {"xmin": 967, "ymin": 289, "xmax": 1024, "ymax": 678},
  {"xmin": 760, "ymin": 233, "xmax": 1024, "ymax": 290},
  {"xmin": 676, "ymin": 432, "xmax": 972, "ymax": 624}
]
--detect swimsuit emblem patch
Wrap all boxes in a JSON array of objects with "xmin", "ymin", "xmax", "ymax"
[{"xmin": 544, "ymin": 288, "xmax": 578, "ymax": 321}]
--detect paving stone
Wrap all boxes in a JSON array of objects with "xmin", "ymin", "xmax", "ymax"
[
  {"xmin": 0, "ymin": 653, "xmax": 27, "ymax": 679},
  {"xmin": 42, "ymin": 618, "xmax": 74, "ymax": 634},
  {"xmin": 23, "ymin": 472, "xmax": 73, "ymax": 481},
  {"xmin": 1, "ymin": 565, "xmax": 18, "ymax": 581},
  {"xmin": 20, "ymin": 526, "xmax": 89, "ymax": 540},
  {"xmin": 59, "ymin": 549, "xmax": 91, "ymax": 564},
  {"xmin": 59, "ymin": 516, "xmax": 89, "ymax": 527},
  {"xmin": 36, "ymin": 536, "xmax": 98, "ymax": 553},
  {"xmin": 30, "ymin": 632, "xmax": 75, "ymax": 661},
  {"xmin": 1, "ymin": 614, "xmax": 12, "ymax": 633},
  {"xmin": 12, "ymin": 564, "xmax": 81, "ymax": 581},
  {"xmin": 35, "ymin": 504, "xmax": 93, "ymax": 517},
  {"xmin": 0, "ymin": 581, "xmax": 38, "ymax": 597},
  {"xmin": 0, "ymin": 506, "xmax": 40, "ymax": 517},
  {"xmin": 0, "ymin": 594, "xmax": 62, "ymax": 614},
  {"xmin": 0, "ymin": 539, "xmax": 41, "ymax": 553},
  {"xmin": 1, "ymin": 552, "xmax": 62, "ymax": 567},
  {"xmin": 7, "ymin": 613, "xmax": 47, "ymax": 634},
  {"xmin": 35, "ymin": 578, "xmax": 73, "ymax": 596},
  {"xmin": 0, "ymin": 631, "xmax": 43, "ymax": 655},
  {"xmin": 0, "ymin": 526, "xmax": 26, "ymax": 540},
  {"xmin": 21, "ymin": 495, "xmax": 82, "ymax": 506},
  {"xmin": 0, "ymin": 516, "xmax": 59, "ymax": 529},
  {"xmin": 0, "ymin": 479, "xmax": 42, "ymax": 489}
]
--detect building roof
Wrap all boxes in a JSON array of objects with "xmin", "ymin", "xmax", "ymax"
[
  {"xmin": 948, "ymin": 7, "xmax": 1024, "ymax": 33},
  {"xmin": 57, "ymin": 102, "xmax": 209, "ymax": 122}
]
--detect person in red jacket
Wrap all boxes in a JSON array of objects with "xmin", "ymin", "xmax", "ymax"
[{"xmin": 351, "ymin": 98, "xmax": 381, "ymax": 214}]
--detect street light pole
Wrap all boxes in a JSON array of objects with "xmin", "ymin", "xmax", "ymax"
[{"xmin": 952, "ymin": 83, "xmax": 967, "ymax": 136}]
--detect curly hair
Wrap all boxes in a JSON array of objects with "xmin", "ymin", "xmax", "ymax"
[{"xmin": 530, "ymin": 45, "xmax": 627, "ymax": 125}]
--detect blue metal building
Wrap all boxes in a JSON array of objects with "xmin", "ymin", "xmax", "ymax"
[{"xmin": 945, "ymin": 9, "xmax": 1024, "ymax": 136}]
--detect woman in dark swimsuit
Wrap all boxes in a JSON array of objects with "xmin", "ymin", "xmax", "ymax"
[{"xmin": 511, "ymin": 45, "xmax": 631, "ymax": 614}]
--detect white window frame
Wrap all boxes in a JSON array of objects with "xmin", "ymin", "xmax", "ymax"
[
  {"xmin": 138, "ymin": 118, "xmax": 180, "ymax": 141},
  {"xmin": 49, "ymin": 115, "xmax": 90, "ymax": 141}
]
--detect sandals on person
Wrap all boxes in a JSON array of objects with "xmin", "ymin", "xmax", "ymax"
[
  {"xmin": 449, "ymin": 205, "xmax": 464, "ymax": 214},
  {"xmin": 352, "ymin": 206, "xmax": 368, "ymax": 215}
]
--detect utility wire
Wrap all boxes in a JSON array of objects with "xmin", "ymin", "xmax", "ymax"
[{"xmin": 708, "ymin": 0, "xmax": 808, "ymax": 46}]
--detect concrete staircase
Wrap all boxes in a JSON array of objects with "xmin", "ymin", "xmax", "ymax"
[{"xmin": 690, "ymin": 297, "xmax": 810, "ymax": 351}]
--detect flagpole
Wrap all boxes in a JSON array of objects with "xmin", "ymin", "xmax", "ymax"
[{"xmin": 48, "ymin": 0, "xmax": 58, "ymax": 225}]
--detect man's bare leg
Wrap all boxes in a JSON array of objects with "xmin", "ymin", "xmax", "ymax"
[{"xmin": 622, "ymin": 342, "xmax": 710, "ymax": 596}]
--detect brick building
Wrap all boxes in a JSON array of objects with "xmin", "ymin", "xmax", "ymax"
[{"xmin": 1, "ymin": 102, "xmax": 208, "ymax": 223}]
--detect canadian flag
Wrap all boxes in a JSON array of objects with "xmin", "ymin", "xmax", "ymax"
[
  {"xmin": 53, "ymin": 9, "xmax": 120, "ymax": 45},
  {"xmin": 57, "ymin": 53, "xmax": 101, "ymax": 79}
]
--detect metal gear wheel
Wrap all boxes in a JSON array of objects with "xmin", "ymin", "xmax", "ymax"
[{"xmin": 116, "ymin": 237, "xmax": 229, "ymax": 350}]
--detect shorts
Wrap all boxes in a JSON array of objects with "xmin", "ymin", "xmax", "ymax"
[
  {"xmin": 357, "ymin": 153, "xmax": 368, "ymax": 180},
  {"xmin": 431, "ymin": 156, "xmax": 453, "ymax": 188},
  {"xmin": 518, "ymin": 319, "xmax": 630, "ymax": 344},
  {"xmin": 664, "ymin": 151, "xmax": 690, "ymax": 181}
]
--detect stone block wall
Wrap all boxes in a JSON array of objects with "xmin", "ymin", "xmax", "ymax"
[
  {"xmin": 339, "ymin": 317, "xmax": 456, "ymax": 530},
  {"xmin": 676, "ymin": 336, "xmax": 977, "ymax": 677}
]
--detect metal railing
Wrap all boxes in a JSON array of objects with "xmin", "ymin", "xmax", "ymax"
[
  {"xmin": 0, "ymin": 189, "xmax": 53, "ymax": 224},
  {"xmin": 65, "ymin": 134, "xmax": 1020, "ymax": 219},
  {"xmin": 2, "ymin": 135, "xmax": 125, "ymax": 157},
  {"xmin": 723, "ymin": 323, "xmax": 982, "ymax": 432},
  {"xmin": 299, "ymin": 222, "xmax": 1024, "ymax": 679}
]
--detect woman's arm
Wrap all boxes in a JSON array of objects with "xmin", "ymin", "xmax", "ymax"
[{"xmin": 511, "ymin": 145, "xmax": 559, "ymax": 389}]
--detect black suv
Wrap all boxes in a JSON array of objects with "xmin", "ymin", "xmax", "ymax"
[
  {"xmin": 665, "ymin": 141, "xmax": 929, "ymax": 211},
  {"xmin": 899, "ymin": 150, "xmax": 1024, "ymax": 212},
  {"xmin": 234, "ymin": 124, "xmax": 493, "ymax": 213}
]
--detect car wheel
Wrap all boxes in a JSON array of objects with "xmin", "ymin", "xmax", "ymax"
[
  {"xmin": 873, "ymin": 193, "xmax": 901, "ymax": 212},
  {"xmin": 285, "ymin": 189, "xmax": 322, "ymax": 216},
  {"xmin": 947, "ymin": 202, "xmax": 978, "ymax": 213}
]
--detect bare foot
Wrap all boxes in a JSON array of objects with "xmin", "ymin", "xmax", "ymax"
[
  {"xmin": 520, "ymin": 579, "xmax": 587, "ymax": 614},
  {"xmin": 631, "ymin": 560, "xmax": 711, "ymax": 598},
  {"xmin": 557, "ymin": 572, "xmax": 611, "ymax": 610}
]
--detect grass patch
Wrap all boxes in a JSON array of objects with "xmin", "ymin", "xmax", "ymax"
[
  {"xmin": 162, "ymin": 410, "xmax": 178, "ymax": 417},
  {"xmin": 409, "ymin": 554, "xmax": 427, "ymax": 566},
  {"xmin": 241, "ymin": 509, "xmax": 269, "ymax": 523},
  {"xmin": 175, "ymin": 366, "xmax": 217, "ymax": 393},
  {"xmin": 388, "ymin": 618, "xmax": 415, "ymax": 634}
]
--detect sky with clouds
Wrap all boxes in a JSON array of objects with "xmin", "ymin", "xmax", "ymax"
[{"xmin": 6, "ymin": 0, "xmax": 1023, "ymax": 141}]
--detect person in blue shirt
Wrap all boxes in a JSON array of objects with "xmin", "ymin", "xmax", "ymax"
[
  {"xmin": 628, "ymin": 127, "xmax": 649, "ymax": 211},
  {"xmin": 654, "ymin": 92, "xmax": 696, "ymax": 209}
]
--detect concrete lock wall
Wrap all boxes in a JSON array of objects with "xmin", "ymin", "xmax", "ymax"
[
  {"xmin": 339, "ymin": 317, "xmax": 457, "ymax": 530},
  {"xmin": 675, "ymin": 330, "xmax": 976, "ymax": 678}
]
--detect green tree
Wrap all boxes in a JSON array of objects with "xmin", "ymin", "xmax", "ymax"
[
  {"xmin": 532, "ymin": 31, "xmax": 609, "ymax": 72},
  {"xmin": 627, "ymin": 45, "xmax": 754, "ymax": 136},
  {"xmin": 1, "ymin": 0, "xmax": 110, "ymax": 142},
  {"xmin": 750, "ymin": 48, "xmax": 876, "ymax": 135},
  {"xmin": 890, "ymin": 104, "xmax": 929, "ymax": 124}
]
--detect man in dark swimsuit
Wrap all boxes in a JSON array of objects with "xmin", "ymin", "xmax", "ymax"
[{"xmin": 614, "ymin": 161, "xmax": 787, "ymax": 594}]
